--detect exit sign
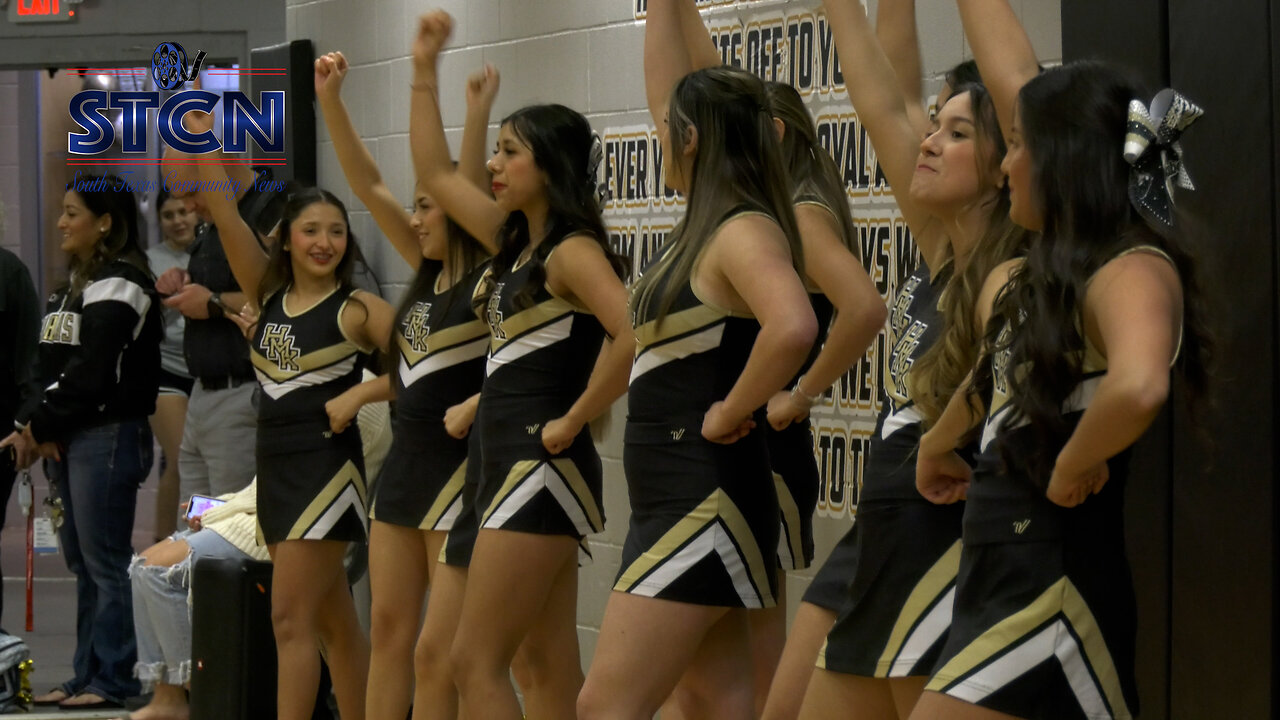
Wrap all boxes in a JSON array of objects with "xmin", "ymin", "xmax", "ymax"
[{"xmin": 9, "ymin": 0, "xmax": 76, "ymax": 23}]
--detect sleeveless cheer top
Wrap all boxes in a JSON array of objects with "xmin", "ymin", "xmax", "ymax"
[
  {"xmin": 393, "ymin": 261, "xmax": 491, "ymax": 426},
  {"xmin": 857, "ymin": 266, "xmax": 947, "ymax": 503},
  {"xmin": 628, "ymin": 213, "xmax": 767, "ymax": 422},
  {"xmin": 966, "ymin": 246, "xmax": 1181, "ymax": 545},
  {"xmin": 250, "ymin": 285, "xmax": 369, "ymax": 447},
  {"xmin": 482, "ymin": 245, "xmax": 605, "ymax": 416}
]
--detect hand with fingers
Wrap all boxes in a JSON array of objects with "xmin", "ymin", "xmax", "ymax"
[
  {"xmin": 916, "ymin": 447, "xmax": 972, "ymax": 505},
  {"xmin": 466, "ymin": 63, "xmax": 501, "ymax": 110},
  {"xmin": 702, "ymin": 401, "xmax": 755, "ymax": 445},
  {"xmin": 412, "ymin": 10, "xmax": 455, "ymax": 71},
  {"xmin": 1046, "ymin": 459, "xmax": 1110, "ymax": 508},
  {"xmin": 765, "ymin": 390, "xmax": 810, "ymax": 431},
  {"xmin": 314, "ymin": 51, "xmax": 350, "ymax": 102}
]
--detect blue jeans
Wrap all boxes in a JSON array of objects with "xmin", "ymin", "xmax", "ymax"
[
  {"xmin": 48, "ymin": 419, "xmax": 153, "ymax": 704},
  {"xmin": 129, "ymin": 529, "xmax": 247, "ymax": 690}
]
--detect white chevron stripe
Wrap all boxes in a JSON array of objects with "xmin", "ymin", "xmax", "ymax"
[
  {"xmin": 257, "ymin": 355, "xmax": 358, "ymax": 399},
  {"xmin": 302, "ymin": 483, "xmax": 366, "ymax": 540},
  {"xmin": 881, "ymin": 404, "xmax": 924, "ymax": 440},
  {"xmin": 486, "ymin": 316, "xmax": 573, "ymax": 377},
  {"xmin": 630, "ymin": 522, "xmax": 764, "ymax": 608},
  {"xmin": 481, "ymin": 461, "xmax": 592, "ymax": 536},
  {"xmin": 889, "ymin": 586, "xmax": 955, "ymax": 676},
  {"xmin": 399, "ymin": 336, "xmax": 489, "ymax": 388},
  {"xmin": 630, "ymin": 323, "xmax": 725, "ymax": 383},
  {"xmin": 947, "ymin": 618, "xmax": 1112, "ymax": 718}
]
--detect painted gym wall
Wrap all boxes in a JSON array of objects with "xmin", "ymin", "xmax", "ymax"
[{"xmin": 286, "ymin": 0, "xmax": 1063, "ymax": 667}]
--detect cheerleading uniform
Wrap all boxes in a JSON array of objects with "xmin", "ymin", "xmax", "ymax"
[
  {"xmin": 371, "ymin": 261, "xmax": 490, "ymax": 530},
  {"xmin": 470, "ymin": 245, "xmax": 606, "ymax": 543},
  {"xmin": 769, "ymin": 199, "xmax": 836, "ymax": 571},
  {"xmin": 925, "ymin": 247, "xmax": 1177, "ymax": 720},
  {"xmin": 806, "ymin": 265, "xmax": 966, "ymax": 678},
  {"xmin": 614, "ymin": 212, "xmax": 781, "ymax": 609},
  {"xmin": 250, "ymin": 286, "xmax": 370, "ymax": 544}
]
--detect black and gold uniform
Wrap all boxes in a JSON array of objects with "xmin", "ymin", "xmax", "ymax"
[
  {"xmin": 251, "ymin": 286, "xmax": 371, "ymax": 544},
  {"xmin": 372, "ymin": 261, "xmax": 490, "ymax": 530},
  {"xmin": 925, "ymin": 248, "xmax": 1175, "ymax": 720},
  {"xmin": 614, "ymin": 213, "xmax": 780, "ymax": 609},
  {"xmin": 809, "ymin": 265, "xmax": 965, "ymax": 678},
  {"xmin": 470, "ymin": 247, "xmax": 606, "ymax": 543},
  {"xmin": 769, "ymin": 199, "xmax": 836, "ymax": 572}
]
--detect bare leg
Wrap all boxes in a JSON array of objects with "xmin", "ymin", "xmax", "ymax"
[
  {"xmin": 889, "ymin": 676, "xmax": 930, "ymax": 719},
  {"xmin": 577, "ymin": 592, "xmax": 730, "ymax": 720},
  {"xmin": 748, "ymin": 571, "xmax": 789, "ymax": 715},
  {"xmin": 269, "ymin": 540, "xmax": 358, "ymax": 720},
  {"xmin": 908, "ymin": 690, "xmax": 1022, "ymax": 720},
  {"xmin": 666, "ymin": 609, "xmax": 756, "ymax": 720},
  {"xmin": 365, "ymin": 521, "xmax": 432, "ymax": 720},
  {"xmin": 411, "ymin": 555, "xmax": 465, "ymax": 720},
  {"xmin": 798, "ymin": 669, "xmax": 898, "ymax": 720},
  {"xmin": 760, "ymin": 601, "xmax": 836, "ymax": 720},
  {"xmin": 149, "ymin": 394, "xmax": 188, "ymax": 539},
  {"xmin": 315, "ymin": 563, "xmax": 371, "ymax": 720},
  {"xmin": 450, "ymin": 530, "xmax": 579, "ymax": 720},
  {"xmin": 511, "ymin": 555, "xmax": 583, "ymax": 719}
]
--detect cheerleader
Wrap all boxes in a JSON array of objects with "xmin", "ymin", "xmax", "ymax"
[
  {"xmin": 311, "ymin": 49, "xmax": 495, "ymax": 720},
  {"xmin": 656, "ymin": 3, "xmax": 888, "ymax": 714},
  {"xmin": 409, "ymin": 12, "xmax": 634, "ymax": 719},
  {"xmin": 575, "ymin": 2, "xmax": 818, "ymax": 717},
  {"xmin": 771, "ymin": 0, "xmax": 1031, "ymax": 717},
  {"xmin": 196, "ymin": 134, "xmax": 395, "ymax": 719},
  {"xmin": 911, "ymin": 2, "xmax": 1209, "ymax": 718}
]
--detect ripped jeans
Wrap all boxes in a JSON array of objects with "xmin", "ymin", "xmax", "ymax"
[{"xmin": 129, "ymin": 529, "xmax": 248, "ymax": 690}]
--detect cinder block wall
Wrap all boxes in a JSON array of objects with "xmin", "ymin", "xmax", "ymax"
[{"xmin": 287, "ymin": 0, "xmax": 1062, "ymax": 669}]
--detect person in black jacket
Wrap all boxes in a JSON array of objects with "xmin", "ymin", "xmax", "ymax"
[
  {"xmin": 0, "ymin": 243, "xmax": 40, "ymax": 630},
  {"xmin": 2, "ymin": 174, "xmax": 162, "ymax": 710}
]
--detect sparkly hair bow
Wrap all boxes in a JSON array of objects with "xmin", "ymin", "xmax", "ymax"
[
  {"xmin": 1123, "ymin": 88, "xmax": 1203, "ymax": 231},
  {"xmin": 586, "ymin": 132, "xmax": 609, "ymax": 210}
]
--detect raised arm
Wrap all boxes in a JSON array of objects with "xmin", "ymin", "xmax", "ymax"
[
  {"xmin": 460, "ymin": 64, "xmax": 501, "ymax": 190},
  {"xmin": 645, "ymin": 0, "xmax": 695, "ymax": 130},
  {"xmin": 676, "ymin": 0, "xmax": 722, "ymax": 72},
  {"xmin": 1047, "ymin": 253, "xmax": 1181, "ymax": 507},
  {"xmin": 876, "ymin": 0, "xmax": 928, "ymax": 134},
  {"xmin": 768, "ymin": 205, "xmax": 888, "ymax": 429},
  {"xmin": 409, "ymin": 11, "xmax": 504, "ymax": 252},
  {"xmin": 954, "ymin": 0, "xmax": 1039, "ymax": 137},
  {"xmin": 192, "ymin": 112, "xmax": 269, "ymax": 303},
  {"xmin": 821, "ymin": 0, "xmax": 943, "ymax": 269},
  {"xmin": 315, "ymin": 51, "xmax": 420, "ymax": 268}
]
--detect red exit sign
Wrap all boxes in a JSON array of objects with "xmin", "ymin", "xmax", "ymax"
[{"xmin": 9, "ymin": 0, "xmax": 77, "ymax": 23}]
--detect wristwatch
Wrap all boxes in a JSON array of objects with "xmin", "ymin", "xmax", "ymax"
[{"xmin": 207, "ymin": 292, "xmax": 225, "ymax": 318}]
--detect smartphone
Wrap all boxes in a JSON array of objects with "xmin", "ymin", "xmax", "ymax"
[{"xmin": 184, "ymin": 494, "xmax": 227, "ymax": 520}]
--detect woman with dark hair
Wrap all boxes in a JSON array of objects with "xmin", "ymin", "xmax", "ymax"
[
  {"xmin": 409, "ymin": 12, "xmax": 633, "ymax": 719},
  {"xmin": 660, "ymin": 4, "xmax": 888, "ymax": 714},
  {"xmin": 312, "ymin": 47, "xmax": 497, "ymax": 720},
  {"xmin": 911, "ymin": 4, "xmax": 1209, "ymax": 719},
  {"xmin": 147, "ymin": 190, "xmax": 197, "ymax": 540},
  {"xmin": 576, "ymin": 1, "xmax": 818, "ymax": 717},
  {"xmin": 196, "ymin": 137, "xmax": 395, "ymax": 719},
  {"xmin": 3, "ymin": 174, "xmax": 161, "ymax": 710},
  {"xmin": 764, "ymin": 0, "xmax": 1032, "ymax": 717}
]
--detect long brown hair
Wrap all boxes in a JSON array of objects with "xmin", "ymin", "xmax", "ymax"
[
  {"xmin": 907, "ymin": 83, "xmax": 1032, "ymax": 427},
  {"xmin": 632, "ymin": 66, "xmax": 803, "ymax": 324},
  {"xmin": 765, "ymin": 81, "xmax": 859, "ymax": 260}
]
